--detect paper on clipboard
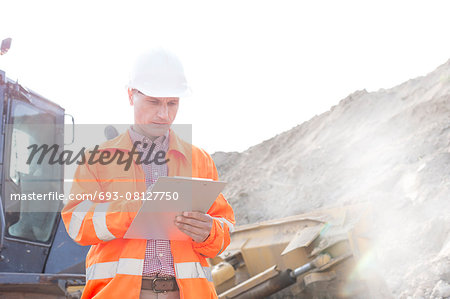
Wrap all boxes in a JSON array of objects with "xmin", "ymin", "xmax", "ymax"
[{"xmin": 123, "ymin": 176, "xmax": 226, "ymax": 240}]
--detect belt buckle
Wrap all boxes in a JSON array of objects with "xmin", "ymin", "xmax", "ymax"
[{"xmin": 152, "ymin": 277, "xmax": 169, "ymax": 293}]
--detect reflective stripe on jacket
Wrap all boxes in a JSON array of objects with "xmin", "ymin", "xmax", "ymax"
[{"xmin": 61, "ymin": 130, "xmax": 235, "ymax": 299}]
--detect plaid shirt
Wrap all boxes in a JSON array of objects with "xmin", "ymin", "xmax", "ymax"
[{"xmin": 128, "ymin": 127, "xmax": 175, "ymax": 277}]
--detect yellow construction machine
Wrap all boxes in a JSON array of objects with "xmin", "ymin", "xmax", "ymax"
[{"xmin": 210, "ymin": 204, "xmax": 390, "ymax": 298}]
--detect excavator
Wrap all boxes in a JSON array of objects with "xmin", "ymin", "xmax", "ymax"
[
  {"xmin": 0, "ymin": 37, "xmax": 387, "ymax": 298},
  {"xmin": 0, "ymin": 38, "xmax": 88, "ymax": 298}
]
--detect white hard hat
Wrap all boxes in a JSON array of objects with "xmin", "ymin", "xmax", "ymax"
[{"xmin": 128, "ymin": 47, "xmax": 191, "ymax": 97}]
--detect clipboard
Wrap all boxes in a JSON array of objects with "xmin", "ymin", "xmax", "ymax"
[{"xmin": 123, "ymin": 176, "xmax": 226, "ymax": 240}]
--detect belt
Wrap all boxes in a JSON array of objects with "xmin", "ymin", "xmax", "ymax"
[{"xmin": 141, "ymin": 276, "xmax": 179, "ymax": 293}]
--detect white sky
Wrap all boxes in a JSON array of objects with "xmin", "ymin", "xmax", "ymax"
[{"xmin": 1, "ymin": 0, "xmax": 449, "ymax": 153}]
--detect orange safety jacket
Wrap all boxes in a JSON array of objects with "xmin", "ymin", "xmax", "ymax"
[{"xmin": 61, "ymin": 130, "xmax": 235, "ymax": 299}]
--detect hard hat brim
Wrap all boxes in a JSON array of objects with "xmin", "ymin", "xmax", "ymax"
[{"xmin": 128, "ymin": 83, "xmax": 192, "ymax": 98}]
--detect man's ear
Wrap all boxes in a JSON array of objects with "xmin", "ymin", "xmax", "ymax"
[{"xmin": 128, "ymin": 88, "xmax": 134, "ymax": 106}]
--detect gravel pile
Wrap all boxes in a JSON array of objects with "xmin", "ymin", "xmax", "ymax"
[{"xmin": 213, "ymin": 59, "xmax": 450, "ymax": 298}]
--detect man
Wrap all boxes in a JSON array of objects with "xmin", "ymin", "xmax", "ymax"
[{"xmin": 61, "ymin": 48, "xmax": 235, "ymax": 299}]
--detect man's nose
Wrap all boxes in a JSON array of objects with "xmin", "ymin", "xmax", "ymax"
[{"xmin": 156, "ymin": 104, "xmax": 169, "ymax": 120}]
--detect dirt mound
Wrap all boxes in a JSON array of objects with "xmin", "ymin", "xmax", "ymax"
[{"xmin": 213, "ymin": 59, "xmax": 450, "ymax": 297}]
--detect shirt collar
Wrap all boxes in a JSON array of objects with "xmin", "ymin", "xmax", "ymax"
[{"xmin": 128, "ymin": 126, "xmax": 169, "ymax": 150}]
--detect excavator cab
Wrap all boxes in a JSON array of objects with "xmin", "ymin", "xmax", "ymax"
[{"xmin": 0, "ymin": 70, "xmax": 88, "ymax": 298}]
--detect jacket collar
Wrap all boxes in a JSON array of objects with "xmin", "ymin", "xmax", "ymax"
[{"xmin": 98, "ymin": 128, "xmax": 192, "ymax": 163}]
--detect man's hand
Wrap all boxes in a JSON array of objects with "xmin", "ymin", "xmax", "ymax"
[{"xmin": 175, "ymin": 211, "xmax": 213, "ymax": 243}]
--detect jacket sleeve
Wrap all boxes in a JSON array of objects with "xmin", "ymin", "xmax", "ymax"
[
  {"xmin": 192, "ymin": 155, "xmax": 235, "ymax": 258},
  {"xmin": 61, "ymin": 160, "xmax": 141, "ymax": 246}
]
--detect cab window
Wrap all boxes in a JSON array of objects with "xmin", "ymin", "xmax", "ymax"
[{"xmin": 4, "ymin": 99, "xmax": 63, "ymax": 243}]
